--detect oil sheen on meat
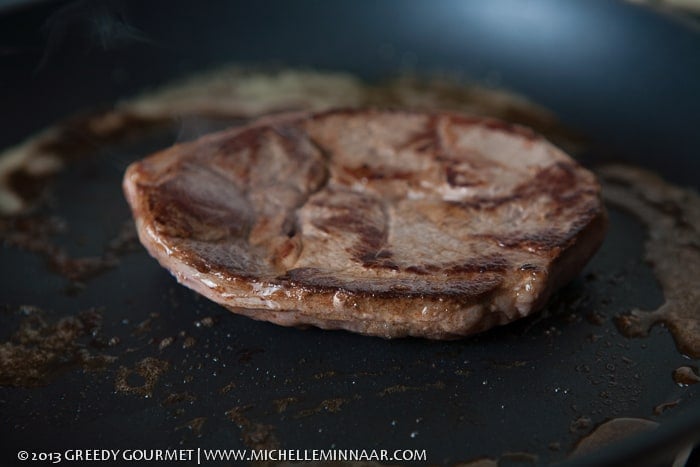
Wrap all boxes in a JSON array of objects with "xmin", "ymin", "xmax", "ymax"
[{"xmin": 123, "ymin": 109, "xmax": 607, "ymax": 339}]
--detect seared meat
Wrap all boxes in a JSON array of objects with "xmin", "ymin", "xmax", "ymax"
[{"xmin": 123, "ymin": 109, "xmax": 606, "ymax": 339}]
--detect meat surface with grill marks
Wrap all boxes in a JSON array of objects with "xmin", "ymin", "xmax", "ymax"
[{"xmin": 123, "ymin": 109, "xmax": 607, "ymax": 339}]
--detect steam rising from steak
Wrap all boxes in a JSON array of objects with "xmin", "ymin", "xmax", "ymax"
[
  {"xmin": 123, "ymin": 109, "xmax": 606, "ymax": 339},
  {"xmin": 0, "ymin": 68, "xmax": 571, "ymax": 216}
]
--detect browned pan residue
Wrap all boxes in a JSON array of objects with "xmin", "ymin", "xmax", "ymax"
[
  {"xmin": 601, "ymin": 165, "xmax": 700, "ymax": 358},
  {"xmin": 0, "ymin": 307, "xmax": 116, "ymax": 387}
]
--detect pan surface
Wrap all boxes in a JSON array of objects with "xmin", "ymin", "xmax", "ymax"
[{"xmin": 1, "ymin": 1, "xmax": 700, "ymax": 465}]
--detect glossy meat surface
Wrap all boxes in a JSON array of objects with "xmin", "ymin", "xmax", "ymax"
[{"xmin": 123, "ymin": 109, "xmax": 606, "ymax": 338}]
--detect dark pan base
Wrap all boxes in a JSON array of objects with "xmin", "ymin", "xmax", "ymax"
[
  {"xmin": 1, "ymin": 120, "xmax": 698, "ymax": 466},
  {"xmin": 2, "ymin": 0, "xmax": 700, "ymax": 465}
]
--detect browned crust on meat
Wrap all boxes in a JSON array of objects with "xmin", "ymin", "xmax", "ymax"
[{"xmin": 123, "ymin": 108, "xmax": 606, "ymax": 339}]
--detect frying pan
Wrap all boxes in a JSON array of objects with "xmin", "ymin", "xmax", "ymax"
[{"xmin": 2, "ymin": 0, "xmax": 700, "ymax": 465}]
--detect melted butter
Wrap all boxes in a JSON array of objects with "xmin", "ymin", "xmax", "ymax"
[
  {"xmin": 146, "ymin": 225, "xmax": 173, "ymax": 256},
  {"xmin": 234, "ymin": 297, "xmax": 281, "ymax": 310},
  {"xmin": 601, "ymin": 165, "xmax": 700, "ymax": 358},
  {"xmin": 673, "ymin": 366, "xmax": 700, "ymax": 386},
  {"xmin": 653, "ymin": 399, "xmax": 681, "ymax": 415},
  {"xmin": 251, "ymin": 282, "xmax": 283, "ymax": 297},
  {"xmin": 570, "ymin": 417, "xmax": 658, "ymax": 458}
]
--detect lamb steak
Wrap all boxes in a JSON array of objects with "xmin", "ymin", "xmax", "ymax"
[{"xmin": 123, "ymin": 109, "xmax": 606, "ymax": 339}]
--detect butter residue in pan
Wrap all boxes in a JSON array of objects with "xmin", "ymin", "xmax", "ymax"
[
  {"xmin": 569, "ymin": 417, "xmax": 658, "ymax": 458},
  {"xmin": 601, "ymin": 165, "xmax": 700, "ymax": 358},
  {"xmin": 673, "ymin": 366, "xmax": 700, "ymax": 385},
  {"xmin": 0, "ymin": 307, "xmax": 116, "ymax": 387},
  {"xmin": 2, "ymin": 66, "xmax": 698, "ymax": 357}
]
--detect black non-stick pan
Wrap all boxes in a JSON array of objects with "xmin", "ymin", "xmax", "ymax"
[{"xmin": 2, "ymin": 1, "xmax": 700, "ymax": 465}]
